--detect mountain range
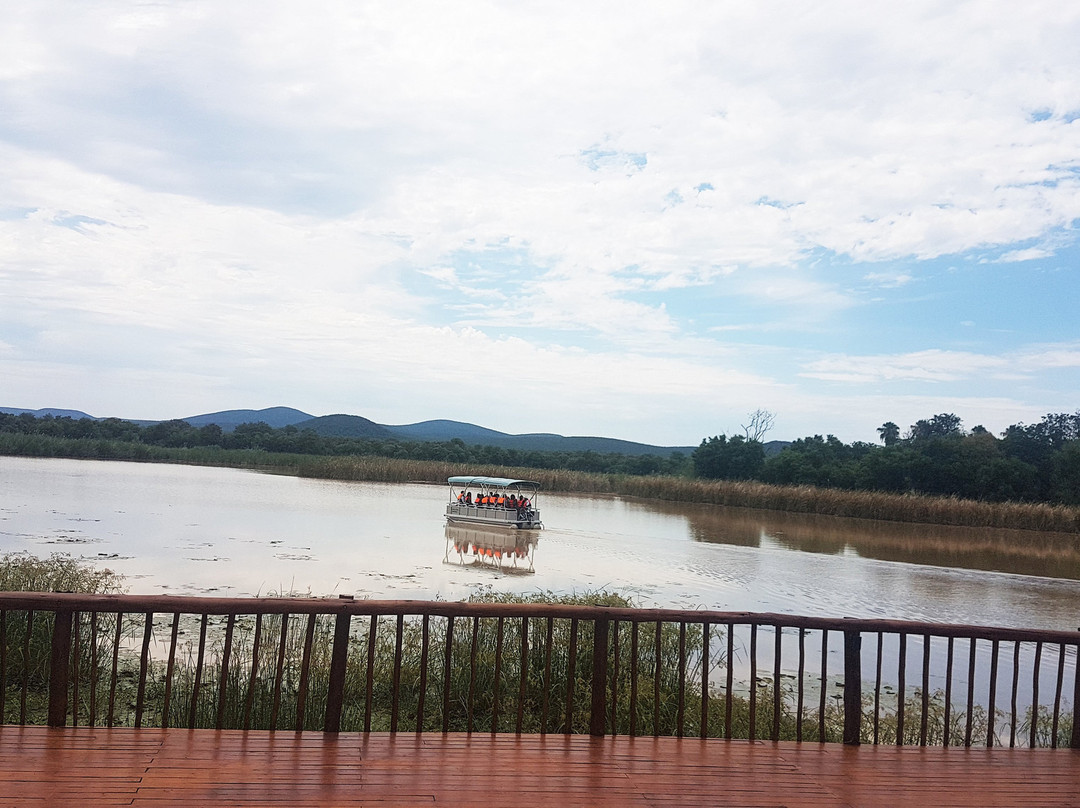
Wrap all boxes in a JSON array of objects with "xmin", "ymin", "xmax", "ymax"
[{"xmin": 1, "ymin": 406, "xmax": 706, "ymax": 457}]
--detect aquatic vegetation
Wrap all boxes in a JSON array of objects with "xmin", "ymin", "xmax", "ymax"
[
  {"xmin": 0, "ymin": 557, "xmax": 1072, "ymax": 747},
  {"xmin": 295, "ymin": 456, "xmax": 1080, "ymax": 533},
  {"xmin": 3, "ymin": 424, "xmax": 1079, "ymax": 531},
  {"xmin": 0, "ymin": 552, "xmax": 124, "ymax": 594}
]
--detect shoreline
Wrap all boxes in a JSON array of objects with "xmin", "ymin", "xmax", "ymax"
[{"xmin": 3, "ymin": 446, "xmax": 1079, "ymax": 534}]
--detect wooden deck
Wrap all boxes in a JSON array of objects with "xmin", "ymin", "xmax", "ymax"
[{"xmin": 1, "ymin": 728, "xmax": 1078, "ymax": 807}]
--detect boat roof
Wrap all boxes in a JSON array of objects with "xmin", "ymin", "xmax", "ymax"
[{"xmin": 447, "ymin": 476, "xmax": 541, "ymax": 490}]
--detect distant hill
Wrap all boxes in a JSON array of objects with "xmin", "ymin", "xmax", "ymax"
[
  {"xmin": 384, "ymin": 421, "xmax": 696, "ymax": 456},
  {"xmin": 763, "ymin": 440, "xmax": 790, "ymax": 457},
  {"xmin": 0, "ymin": 407, "xmax": 97, "ymax": 420},
  {"xmin": 179, "ymin": 407, "xmax": 314, "ymax": 431},
  {"xmin": 477, "ymin": 433, "xmax": 697, "ymax": 456},
  {"xmin": 383, "ymin": 420, "xmax": 511, "ymax": 443},
  {"xmin": 299, "ymin": 414, "xmax": 393, "ymax": 439},
  {"xmin": 3, "ymin": 404, "xmax": 788, "ymax": 458},
  {"xmin": 178, "ymin": 411, "xmax": 698, "ymax": 455}
]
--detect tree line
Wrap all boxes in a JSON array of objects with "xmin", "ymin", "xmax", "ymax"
[
  {"xmin": 3, "ymin": 409, "xmax": 1078, "ymax": 505},
  {"xmin": 0, "ymin": 412, "xmax": 690, "ymax": 477},
  {"xmin": 692, "ymin": 412, "xmax": 1080, "ymax": 506}
]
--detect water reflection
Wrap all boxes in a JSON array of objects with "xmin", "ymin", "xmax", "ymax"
[
  {"xmin": 633, "ymin": 499, "xmax": 1080, "ymax": 580},
  {"xmin": 444, "ymin": 524, "xmax": 539, "ymax": 576}
]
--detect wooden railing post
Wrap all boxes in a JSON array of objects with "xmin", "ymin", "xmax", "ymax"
[
  {"xmin": 843, "ymin": 625, "xmax": 862, "ymax": 746},
  {"xmin": 590, "ymin": 617, "xmax": 609, "ymax": 737},
  {"xmin": 48, "ymin": 609, "xmax": 74, "ymax": 727},
  {"xmin": 1071, "ymin": 637, "xmax": 1080, "ymax": 750},
  {"xmin": 325, "ymin": 596, "xmax": 353, "ymax": 733}
]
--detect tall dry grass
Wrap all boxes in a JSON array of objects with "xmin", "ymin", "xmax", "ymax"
[{"xmin": 295, "ymin": 457, "xmax": 1080, "ymax": 533}]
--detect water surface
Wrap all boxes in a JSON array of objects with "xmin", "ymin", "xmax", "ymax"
[{"xmin": 2, "ymin": 457, "xmax": 1078, "ymax": 634}]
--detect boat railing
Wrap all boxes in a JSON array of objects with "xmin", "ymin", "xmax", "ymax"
[
  {"xmin": 1, "ymin": 592, "xmax": 1077, "ymax": 748},
  {"xmin": 447, "ymin": 503, "xmax": 538, "ymax": 521}
]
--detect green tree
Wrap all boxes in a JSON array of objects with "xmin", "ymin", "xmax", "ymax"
[
  {"xmin": 692, "ymin": 435, "xmax": 765, "ymax": 480},
  {"xmin": 1049, "ymin": 442, "xmax": 1080, "ymax": 505},
  {"xmin": 144, "ymin": 419, "xmax": 199, "ymax": 448},
  {"xmin": 877, "ymin": 422, "xmax": 900, "ymax": 446},
  {"xmin": 907, "ymin": 413, "xmax": 963, "ymax": 442}
]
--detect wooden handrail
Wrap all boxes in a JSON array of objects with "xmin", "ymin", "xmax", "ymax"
[
  {"xmin": 2, "ymin": 592, "xmax": 1078, "ymax": 644},
  {"xmin": 0, "ymin": 592, "xmax": 1076, "ymax": 748}
]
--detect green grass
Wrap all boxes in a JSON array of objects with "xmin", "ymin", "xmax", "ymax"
[{"xmin": 0, "ymin": 553, "xmax": 125, "ymax": 723}]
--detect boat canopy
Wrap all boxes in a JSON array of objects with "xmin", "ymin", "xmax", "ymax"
[{"xmin": 447, "ymin": 476, "xmax": 541, "ymax": 490}]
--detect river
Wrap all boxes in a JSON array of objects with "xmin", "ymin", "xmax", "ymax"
[{"xmin": 1, "ymin": 456, "xmax": 1079, "ymax": 634}]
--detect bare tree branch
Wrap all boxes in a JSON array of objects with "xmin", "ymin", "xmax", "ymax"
[{"xmin": 741, "ymin": 409, "xmax": 776, "ymax": 442}]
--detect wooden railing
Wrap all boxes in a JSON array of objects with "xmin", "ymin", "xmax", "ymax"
[{"xmin": 1, "ymin": 592, "xmax": 1077, "ymax": 748}]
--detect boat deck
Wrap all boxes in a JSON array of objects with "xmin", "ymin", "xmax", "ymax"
[{"xmin": 2, "ymin": 727, "xmax": 1077, "ymax": 807}]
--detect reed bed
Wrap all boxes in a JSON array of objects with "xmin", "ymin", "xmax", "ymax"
[
  {"xmin": 0, "ymin": 553, "xmax": 128, "ymax": 724},
  {"xmin": 141, "ymin": 591, "xmax": 705, "ymax": 735},
  {"xmin": 0, "ymin": 552, "xmax": 124, "ymax": 595},
  {"xmin": 619, "ymin": 477, "xmax": 1080, "ymax": 533},
  {"xmin": 6, "ymin": 436, "xmax": 1078, "ymax": 531},
  {"xmin": 295, "ymin": 456, "xmax": 1080, "ymax": 533}
]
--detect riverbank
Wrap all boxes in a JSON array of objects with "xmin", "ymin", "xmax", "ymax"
[
  {"xmin": 3, "ymin": 438, "xmax": 1079, "ymax": 534},
  {"xmin": 293, "ymin": 455, "xmax": 1080, "ymax": 534}
]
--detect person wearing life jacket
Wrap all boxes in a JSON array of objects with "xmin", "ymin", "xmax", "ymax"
[
  {"xmin": 456, "ymin": 490, "xmax": 465, "ymax": 503},
  {"xmin": 497, "ymin": 493, "xmax": 506, "ymax": 508},
  {"xmin": 464, "ymin": 491, "xmax": 472, "ymax": 506}
]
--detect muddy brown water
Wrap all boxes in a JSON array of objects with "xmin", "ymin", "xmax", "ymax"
[{"xmin": 2, "ymin": 456, "xmax": 1078, "ymax": 633}]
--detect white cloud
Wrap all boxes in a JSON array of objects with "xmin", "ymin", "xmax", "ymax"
[
  {"xmin": 2, "ymin": 1, "xmax": 1080, "ymax": 444},
  {"xmin": 6, "ymin": 1, "xmax": 1080, "ymax": 270},
  {"xmin": 863, "ymin": 272, "xmax": 914, "ymax": 288},
  {"xmin": 801, "ymin": 350, "xmax": 1007, "ymax": 384},
  {"xmin": 801, "ymin": 344, "xmax": 1080, "ymax": 385},
  {"xmin": 994, "ymin": 247, "xmax": 1055, "ymax": 263},
  {"xmin": 1018, "ymin": 346, "xmax": 1080, "ymax": 370}
]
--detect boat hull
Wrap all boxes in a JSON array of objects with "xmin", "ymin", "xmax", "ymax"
[{"xmin": 445, "ymin": 504, "xmax": 543, "ymax": 530}]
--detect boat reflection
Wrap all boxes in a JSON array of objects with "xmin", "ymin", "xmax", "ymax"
[{"xmin": 444, "ymin": 524, "xmax": 539, "ymax": 575}]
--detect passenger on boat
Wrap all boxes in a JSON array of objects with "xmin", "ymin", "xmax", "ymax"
[{"xmin": 464, "ymin": 492, "xmax": 472, "ymax": 505}]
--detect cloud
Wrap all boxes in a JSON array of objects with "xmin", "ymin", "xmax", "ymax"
[
  {"xmin": 2, "ymin": 2, "xmax": 1079, "ymax": 445},
  {"xmin": 5, "ymin": 2, "xmax": 1080, "ymax": 270},
  {"xmin": 800, "ymin": 344, "xmax": 1080, "ymax": 385},
  {"xmin": 1018, "ymin": 345, "xmax": 1080, "ymax": 370},
  {"xmin": 801, "ymin": 350, "xmax": 1006, "ymax": 384},
  {"xmin": 863, "ymin": 271, "xmax": 914, "ymax": 288},
  {"xmin": 994, "ymin": 247, "xmax": 1056, "ymax": 263}
]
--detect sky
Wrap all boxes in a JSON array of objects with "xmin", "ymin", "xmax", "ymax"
[{"xmin": 1, "ymin": 1, "xmax": 1078, "ymax": 447}]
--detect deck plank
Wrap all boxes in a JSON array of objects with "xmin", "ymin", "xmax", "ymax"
[{"xmin": 0, "ymin": 727, "xmax": 1077, "ymax": 807}]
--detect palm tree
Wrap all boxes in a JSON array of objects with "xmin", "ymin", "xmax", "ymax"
[{"xmin": 877, "ymin": 421, "xmax": 900, "ymax": 446}]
